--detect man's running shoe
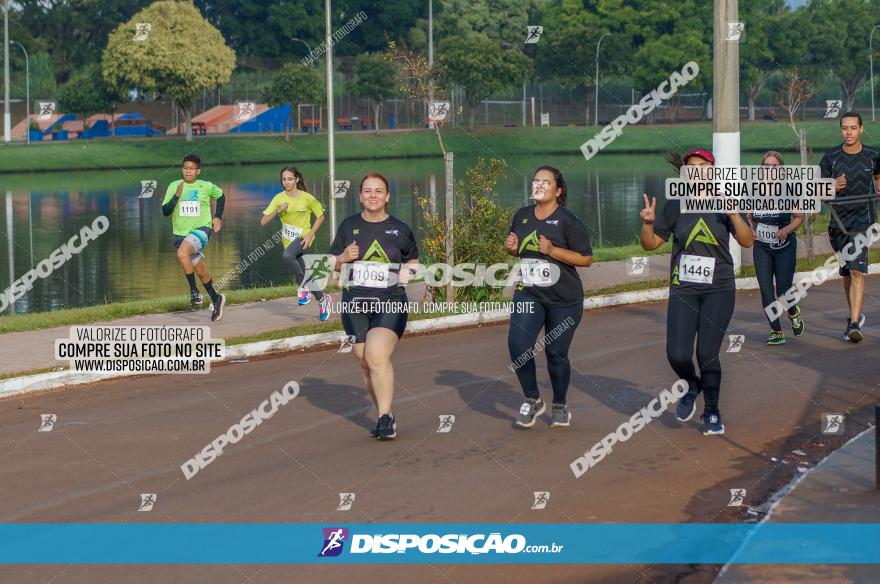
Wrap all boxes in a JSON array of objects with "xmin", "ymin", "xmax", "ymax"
[
  {"xmin": 297, "ymin": 288, "xmax": 311, "ymax": 306},
  {"xmin": 858, "ymin": 313, "xmax": 866, "ymax": 328},
  {"xmin": 767, "ymin": 330, "xmax": 786, "ymax": 346},
  {"xmin": 675, "ymin": 391, "xmax": 698, "ymax": 422},
  {"xmin": 702, "ymin": 413, "xmax": 725, "ymax": 435},
  {"xmin": 211, "ymin": 294, "xmax": 226, "ymax": 322},
  {"xmin": 549, "ymin": 403, "xmax": 571, "ymax": 427},
  {"xmin": 789, "ymin": 307, "xmax": 805, "ymax": 337},
  {"xmin": 190, "ymin": 291, "xmax": 203, "ymax": 309},
  {"xmin": 375, "ymin": 413, "xmax": 397, "ymax": 440},
  {"xmin": 515, "ymin": 398, "xmax": 546, "ymax": 428},
  {"xmin": 845, "ymin": 321, "xmax": 863, "ymax": 343},
  {"xmin": 319, "ymin": 294, "xmax": 332, "ymax": 321}
]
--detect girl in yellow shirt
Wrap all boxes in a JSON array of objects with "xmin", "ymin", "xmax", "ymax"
[{"xmin": 261, "ymin": 166, "xmax": 331, "ymax": 320}]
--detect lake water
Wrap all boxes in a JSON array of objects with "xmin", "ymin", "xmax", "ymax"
[{"xmin": 1, "ymin": 154, "xmax": 680, "ymax": 314}]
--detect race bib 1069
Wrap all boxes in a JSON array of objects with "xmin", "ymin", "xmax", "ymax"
[{"xmin": 351, "ymin": 261, "xmax": 391, "ymax": 288}]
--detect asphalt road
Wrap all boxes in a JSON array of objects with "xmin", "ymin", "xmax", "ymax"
[{"xmin": 2, "ymin": 281, "xmax": 878, "ymax": 583}]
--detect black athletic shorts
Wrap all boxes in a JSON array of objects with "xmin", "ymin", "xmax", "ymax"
[
  {"xmin": 340, "ymin": 290, "xmax": 409, "ymax": 344},
  {"xmin": 829, "ymin": 227, "xmax": 869, "ymax": 276}
]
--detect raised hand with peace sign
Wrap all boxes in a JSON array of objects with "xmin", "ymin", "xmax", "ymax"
[{"xmin": 640, "ymin": 194, "xmax": 656, "ymax": 224}]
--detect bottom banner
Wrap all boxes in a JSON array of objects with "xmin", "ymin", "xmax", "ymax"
[{"xmin": 1, "ymin": 524, "xmax": 878, "ymax": 564}]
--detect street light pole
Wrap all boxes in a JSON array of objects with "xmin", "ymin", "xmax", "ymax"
[
  {"xmin": 871, "ymin": 25, "xmax": 880, "ymax": 122},
  {"xmin": 428, "ymin": 0, "xmax": 434, "ymax": 129},
  {"xmin": 291, "ymin": 37, "xmax": 314, "ymax": 63},
  {"xmin": 594, "ymin": 33, "xmax": 609, "ymax": 127},
  {"xmin": 325, "ymin": 0, "xmax": 336, "ymax": 238},
  {"xmin": 3, "ymin": 0, "xmax": 10, "ymax": 143},
  {"xmin": 10, "ymin": 39, "xmax": 27, "ymax": 145}
]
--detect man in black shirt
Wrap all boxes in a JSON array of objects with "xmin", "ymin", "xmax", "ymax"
[{"xmin": 819, "ymin": 112, "xmax": 880, "ymax": 342}]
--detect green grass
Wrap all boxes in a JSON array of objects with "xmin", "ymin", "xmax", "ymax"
[
  {"xmin": 0, "ymin": 121, "xmax": 855, "ymax": 174},
  {"xmin": 0, "ymin": 366, "xmax": 62, "ymax": 381},
  {"xmin": 592, "ymin": 241, "xmax": 672, "ymax": 262},
  {"xmin": 0, "ymin": 284, "xmax": 337, "ymax": 335}
]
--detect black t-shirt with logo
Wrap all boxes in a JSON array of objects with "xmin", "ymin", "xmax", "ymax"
[
  {"xmin": 329, "ymin": 213, "xmax": 419, "ymax": 298},
  {"xmin": 509, "ymin": 205, "xmax": 593, "ymax": 306},
  {"xmin": 751, "ymin": 210, "xmax": 792, "ymax": 250},
  {"xmin": 819, "ymin": 144, "xmax": 880, "ymax": 231},
  {"xmin": 653, "ymin": 200, "xmax": 736, "ymax": 295}
]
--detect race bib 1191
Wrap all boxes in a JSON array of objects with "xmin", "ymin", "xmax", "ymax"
[{"xmin": 179, "ymin": 201, "xmax": 201, "ymax": 217}]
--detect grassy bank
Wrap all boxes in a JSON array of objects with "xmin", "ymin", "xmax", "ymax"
[{"xmin": 0, "ymin": 122, "xmax": 856, "ymax": 174}]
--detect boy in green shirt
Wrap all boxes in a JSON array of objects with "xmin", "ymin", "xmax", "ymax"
[
  {"xmin": 162, "ymin": 154, "xmax": 227, "ymax": 322},
  {"xmin": 261, "ymin": 166, "xmax": 331, "ymax": 320}
]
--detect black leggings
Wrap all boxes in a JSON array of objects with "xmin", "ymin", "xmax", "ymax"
[
  {"xmin": 753, "ymin": 240, "xmax": 798, "ymax": 331},
  {"xmin": 507, "ymin": 291, "xmax": 583, "ymax": 405},
  {"xmin": 666, "ymin": 290, "xmax": 735, "ymax": 415},
  {"xmin": 282, "ymin": 238, "xmax": 323, "ymax": 301}
]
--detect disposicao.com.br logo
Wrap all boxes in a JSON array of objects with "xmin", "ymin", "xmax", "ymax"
[{"xmin": 317, "ymin": 527, "xmax": 563, "ymax": 557}]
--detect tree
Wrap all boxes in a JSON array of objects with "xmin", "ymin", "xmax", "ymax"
[
  {"xmin": 806, "ymin": 0, "xmax": 878, "ymax": 111},
  {"xmin": 263, "ymin": 63, "xmax": 324, "ymax": 142},
  {"xmin": 58, "ymin": 65, "xmax": 123, "ymax": 118},
  {"xmin": 439, "ymin": 35, "xmax": 530, "ymax": 130},
  {"xmin": 631, "ymin": 30, "xmax": 711, "ymax": 122},
  {"xmin": 102, "ymin": 1, "xmax": 236, "ymax": 142},
  {"xmin": 350, "ymin": 53, "xmax": 397, "ymax": 134},
  {"xmin": 16, "ymin": 0, "xmax": 151, "ymax": 85},
  {"xmin": 739, "ymin": 0, "xmax": 798, "ymax": 121},
  {"xmin": 436, "ymin": 0, "xmax": 539, "ymax": 47}
]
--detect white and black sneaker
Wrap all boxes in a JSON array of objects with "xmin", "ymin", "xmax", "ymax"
[
  {"xmin": 515, "ymin": 398, "xmax": 546, "ymax": 428},
  {"xmin": 702, "ymin": 413, "xmax": 725, "ymax": 435},
  {"xmin": 190, "ymin": 291, "xmax": 203, "ymax": 309},
  {"xmin": 375, "ymin": 413, "xmax": 397, "ymax": 440},
  {"xmin": 210, "ymin": 294, "xmax": 226, "ymax": 322}
]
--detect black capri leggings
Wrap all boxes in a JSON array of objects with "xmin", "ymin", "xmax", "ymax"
[
  {"xmin": 666, "ymin": 290, "xmax": 735, "ymax": 415},
  {"xmin": 507, "ymin": 291, "xmax": 583, "ymax": 405},
  {"xmin": 753, "ymin": 240, "xmax": 798, "ymax": 331}
]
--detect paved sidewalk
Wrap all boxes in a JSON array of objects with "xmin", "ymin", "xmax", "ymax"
[
  {"xmin": 0, "ymin": 233, "xmax": 833, "ymax": 378},
  {"xmin": 716, "ymin": 428, "xmax": 880, "ymax": 583}
]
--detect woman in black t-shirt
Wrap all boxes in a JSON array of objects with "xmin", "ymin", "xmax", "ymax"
[
  {"xmin": 329, "ymin": 172, "xmax": 419, "ymax": 440},
  {"xmin": 749, "ymin": 151, "xmax": 805, "ymax": 345},
  {"xmin": 505, "ymin": 166, "xmax": 593, "ymax": 429},
  {"xmin": 640, "ymin": 148, "xmax": 754, "ymax": 436}
]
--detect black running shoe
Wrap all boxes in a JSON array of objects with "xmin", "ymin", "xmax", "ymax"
[
  {"xmin": 190, "ymin": 291, "xmax": 203, "ymax": 309},
  {"xmin": 846, "ymin": 321, "xmax": 863, "ymax": 343},
  {"xmin": 376, "ymin": 413, "xmax": 397, "ymax": 440},
  {"xmin": 675, "ymin": 391, "xmax": 698, "ymax": 422},
  {"xmin": 211, "ymin": 294, "xmax": 226, "ymax": 322}
]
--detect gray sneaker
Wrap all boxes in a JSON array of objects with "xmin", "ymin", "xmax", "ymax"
[
  {"xmin": 515, "ymin": 398, "xmax": 545, "ymax": 428},
  {"xmin": 549, "ymin": 403, "xmax": 571, "ymax": 427}
]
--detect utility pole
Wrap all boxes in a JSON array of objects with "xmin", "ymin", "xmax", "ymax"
[{"xmin": 713, "ymin": 0, "xmax": 742, "ymax": 271}]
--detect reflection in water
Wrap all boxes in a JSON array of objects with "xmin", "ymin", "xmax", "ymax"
[{"xmin": 0, "ymin": 155, "xmax": 673, "ymax": 314}]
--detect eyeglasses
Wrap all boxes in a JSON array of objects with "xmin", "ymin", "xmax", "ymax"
[{"xmin": 532, "ymin": 179, "xmax": 552, "ymax": 187}]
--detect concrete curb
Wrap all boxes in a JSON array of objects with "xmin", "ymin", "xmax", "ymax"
[{"xmin": 2, "ymin": 262, "xmax": 877, "ymax": 399}]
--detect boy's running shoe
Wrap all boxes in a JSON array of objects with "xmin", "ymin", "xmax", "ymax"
[
  {"xmin": 845, "ymin": 321, "xmax": 863, "ymax": 343},
  {"xmin": 767, "ymin": 330, "xmax": 786, "ymax": 346},
  {"xmin": 190, "ymin": 291, "xmax": 203, "ymax": 309},
  {"xmin": 211, "ymin": 294, "xmax": 226, "ymax": 322},
  {"xmin": 702, "ymin": 413, "xmax": 725, "ymax": 435},
  {"xmin": 319, "ymin": 294, "xmax": 332, "ymax": 321},
  {"xmin": 515, "ymin": 398, "xmax": 545, "ymax": 428}
]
